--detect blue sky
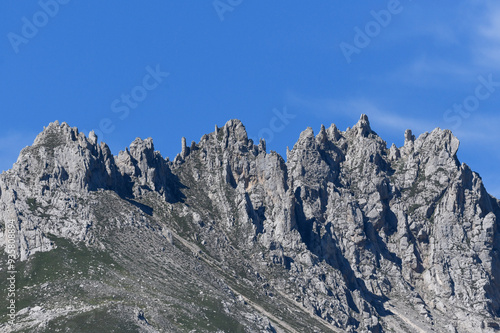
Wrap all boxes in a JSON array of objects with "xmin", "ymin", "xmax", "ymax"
[{"xmin": 1, "ymin": 1, "xmax": 499, "ymax": 197}]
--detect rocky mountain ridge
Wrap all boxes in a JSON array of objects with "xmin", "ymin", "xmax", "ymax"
[{"xmin": 1, "ymin": 115, "xmax": 499, "ymax": 332}]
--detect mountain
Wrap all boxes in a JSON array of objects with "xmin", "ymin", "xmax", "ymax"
[{"xmin": 1, "ymin": 115, "xmax": 500, "ymax": 332}]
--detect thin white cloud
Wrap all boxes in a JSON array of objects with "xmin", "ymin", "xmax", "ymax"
[
  {"xmin": 286, "ymin": 92, "xmax": 500, "ymax": 197},
  {"xmin": 381, "ymin": 1, "xmax": 500, "ymax": 85},
  {"xmin": 286, "ymin": 91, "xmax": 500, "ymax": 146},
  {"xmin": 452, "ymin": 114, "xmax": 500, "ymax": 143},
  {"xmin": 476, "ymin": 4, "xmax": 500, "ymax": 69},
  {"xmin": 286, "ymin": 92, "xmax": 436, "ymax": 135},
  {"xmin": 384, "ymin": 57, "xmax": 477, "ymax": 87}
]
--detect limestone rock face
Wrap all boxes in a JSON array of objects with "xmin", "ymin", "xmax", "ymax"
[
  {"xmin": 115, "ymin": 137, "xmax": 181, "ymax": 201},
  {"xmin": 1, "ymin": 115, "xmax": 499, "ymax": 332},
  {"xmin": 0, "ymin": 121, "xmax": 118, "ymax": 260}
]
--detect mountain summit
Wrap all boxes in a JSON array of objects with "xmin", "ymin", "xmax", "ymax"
[{"xmin": 1, "ymin": 115, "xmax": 499, "ymax": 332}]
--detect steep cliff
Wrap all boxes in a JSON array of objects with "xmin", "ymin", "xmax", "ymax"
[{"xmin": 1, "ymin": 116, "xmax": 499, "ymax": 332}]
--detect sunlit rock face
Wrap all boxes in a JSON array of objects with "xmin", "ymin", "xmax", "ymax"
[{"xmin": 1, "ymin": 115, "xmax": 499, "ymax": 332}]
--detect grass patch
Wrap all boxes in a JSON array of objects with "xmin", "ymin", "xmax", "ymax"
[
  {"xmin": 408, "ymin": 172, "xmax": 425, "ymax": 197},
  {"xmin": 0, "ymin": 235, "xmax": 125, "ymax": 320},
  {"xmin": 42, "ymin": 307, "xmax": 140, "ymax": 333},
  {"xmin": 176, "ymin": 295, "xmax": 246, "ymax": 332},
  {"xmin": 408, "ymin": 204, "xmax": 421, "ymax": 215},
  {"xmin": 26, "ymin": 198, "xmax": 40, "ymax": 212},
  {"xmin": 16, "ymin": 235, "xmax": 121, "ymax": 288},
  {"xmin": 39, "ymin": 130, "xmax": 64, "ymax": 152},
  {"xmin": 26, "ymin": 197, "xmax": 50, "ymax": 218}
]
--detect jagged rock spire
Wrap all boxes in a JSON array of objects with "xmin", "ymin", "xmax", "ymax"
[
  {"xmin": 316, "ymin": 124, "xmax": 327, "ymax": 144},
  {"xmin": 181, "ymin": 137, "xmax": 188, "ymax": 158},
  {"xmin": 327, "ymin": 123, "xmax": 341, "ymax": 141},
  {"xmin": 353, "ymin": 114, "xmax": 371, "ymax": 137},
  {"xmin": 404, "ymin": 129, "xmax": 415, "ymax": 144},
  {"xmin": 1, "ymin": 115, "xmax": 496, "ymax": 333}
]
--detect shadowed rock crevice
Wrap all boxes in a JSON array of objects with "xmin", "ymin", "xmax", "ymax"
[{"xmin": 1, "ymin": 115, "xmax": 500, "ymax": 332}]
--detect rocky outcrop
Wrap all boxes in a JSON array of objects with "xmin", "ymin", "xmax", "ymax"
[
  {"xmin": 1, "ymin": 115, "xmax": 499, "ymax": 332},
  {"xmin": 115, "ymin": 137, "xmax": 182, "ymax": 201},
  {"xmin": 0, "ymin": 121, "xmax": 117, "ymax": 260}
]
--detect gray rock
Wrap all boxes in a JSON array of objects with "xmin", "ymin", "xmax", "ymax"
[{"xmin": 1, "ymin": 115, "xmax": 499, "ymax": 332}]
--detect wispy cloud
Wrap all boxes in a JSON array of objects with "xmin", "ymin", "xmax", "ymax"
[
  {"xmin": 381, "ymin": 1, "xmax": 500, "ymax": 86},
  {"xmin": 286, "ymin": 92, "xmax": 500, "ymax": 198},
  {"xmin": 475, "ymin": 3, "xmax": 500, "ymax": 69},
  {"xmin": 384, "ymin": 56, "xmax": 477, "ymax": 87},
  {"xmin": 286, "ymin": 92, "xmax": 435, "ymax": 135},
  {"xmin": 452, "ymin": 114, "xmax": 500, "ymax": 144},
  {"xmin": 453, "ymin": 113, "xmax": 500, "ymax": 199}
]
